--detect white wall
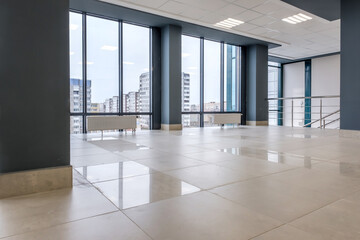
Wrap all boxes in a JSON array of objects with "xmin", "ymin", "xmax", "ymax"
[
  {"xmin": 311, "ymin": 54, "xmax": 340, "ymax": 128},
  {"xmin": 283, "ymin": 61, "xmax": 305, "ymax": 127}
]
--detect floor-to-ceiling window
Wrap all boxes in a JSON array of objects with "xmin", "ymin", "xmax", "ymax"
[
  {"xmin": 87, "ymin": 16, "xmax": 119, "ymax": 113},
  {"xmin": 181, "ymin": 35, "xmax": 200, "ymax": 127},
  {"xmin": 69, "ymin": 12, "xmax": 84, "ymax": 134},
  {"xmin": 123, "ymin": 23, "xmax": 151, "ymax": 129},
  {"xmin": 181, "ymin": 36, "xmax": 243, "ymax": 128},
  {"xmin": 268, "ymin": 61, "xmax": 281, "ymax": 126},
  {"xmin": 224, "ymin": 44, "xmax": 241, "ymax": 112},
  {"xmin": 69, "ymin": 12, "xmax": 152, "ymax": 133}
]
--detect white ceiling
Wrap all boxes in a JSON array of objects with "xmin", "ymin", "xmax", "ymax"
[{"xmin": 100, "ymin": 0, "xmax": 340, "ymax": 60}]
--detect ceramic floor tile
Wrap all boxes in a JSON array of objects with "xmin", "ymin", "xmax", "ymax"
[
  {"xmin": 290, "ymin": 199, "xmax": 360, "ymax": 240},
  {"xmin": 125, "ymin": 191, "xmax": 282, "ymax": 240},
  {"xmin": 75, "ymin": 161, "xmax": 155, "ymax": 183},
  {"xmin": 0, "ymin": 186, "xmax": 117, "ymax": 238},
  {"xmin": 3, "ymin": 212, "xmax": 151, "ymax": 240},
  {"xmin": 211, "ymin": 176, "xmax": 335, "ymax": 222},
  {"xmin": 94, "ymin": 172, "xmax": 200, "ymax": 209},
  {"xmin": 136, "ymin": 155, "xmax": 206, "ymax": 171},
  {"xmin": 215, "ymin": 157, "xmax": 297, "ymax": 177},
  {"xmin": 267, "ymin": 168, "xmax": 360, "ymax": 199},
  {"xmin": 312, "ymin": 162, "xmax": 360, "ymax": 178},
  {"xmin": 166, "ymin": 164, "xmax": 256, "ymax": 189},
  {"xmin": 116, "ymin": 149, "xmax": 170, "ymax": 160},
  {"xmin": 71, "ymin": 152, "xmax": 129, "ymax": 167},
  {"xmin": 252, "ymin": 225, "xmax": 324, "ymax": 240},
  {"xmin": 182, "ymin": 150, "xmax": 241, "ymax": 163},
  {"xmin": 70, "ymin": 147, "xmax": 110, "ymax": 157}
]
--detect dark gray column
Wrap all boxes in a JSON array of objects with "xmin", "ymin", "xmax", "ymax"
[
  {"xmin": 151, "ymin": 27, "xmax": 161, "ymax": 130},
  {"xmin": 0, "ymin": 0, "xmax": 71, "ymax": 197},
  {"xmin": 340, "ymin": 0, "xmax": 360, "ymax": 130},
  {"xmin": 245, "ymin": 44, "xmax": 269, "ymax": 126},
  {"xmin": 161, "ymin": 25, "xmax": 182, "ymax": 130}
]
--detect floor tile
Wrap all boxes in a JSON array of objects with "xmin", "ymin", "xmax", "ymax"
[
  {"xmin": 252, "ymin": 225, "xmax": 324, "ymax": 240},
  {"xmin": 166, "ymin": 164, "xmax": 255, "ymax": 189},
  {"xmin": 211, "ymin": 176, "xmax": 335, "ymax": 222},
  {"xmin": 290, "ymin": 199, "xmax": 360, "ymax": 240},
  {"xmin": 182, "ymin": 150, "xmax": 241, "ymax": 163},
  {"xmin": 125, "ymin": 191, "xmax": 282, "ymax": 240},
  {"xmin": 75, "ymin": 161, "xmax": 155, "ymax": 183},
  {"xmin": 136, "ymin": 155, "xmax": 206, "ymax": 171},
  {"xmin": 0, "ymin": 186, "xmax": 117, "ymax": 238},
  {"xmin": 94, "ymin": 172, "xmax": 200, "ymax": 209},
  {"xmin": 71, "ymin": 152, "xmax": 129, "ymax": 167},
  {"xmin": 3, "ymin": 212, "xmax": 151, "ymax": 240}
]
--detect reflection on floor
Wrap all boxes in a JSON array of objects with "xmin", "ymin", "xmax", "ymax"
[{"xmin": 2, "ymin": 126, "xmax": 360, "ymax": 239}]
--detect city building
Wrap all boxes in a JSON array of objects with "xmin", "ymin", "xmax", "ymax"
[{"xmin": 3, "ymin": 1, "xmax": 360, "ymax": 239}]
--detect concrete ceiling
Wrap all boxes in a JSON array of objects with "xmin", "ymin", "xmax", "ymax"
[{"xmin": 100, "ymin": 0, "xmax": 340, "ymax": 60}]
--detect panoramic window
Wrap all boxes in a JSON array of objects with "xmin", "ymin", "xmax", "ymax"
[
  {"xmin": 69, "ymin": 12, "xmax": 83, "ymax": 134},
  {"xmin": 181, "ymin": 35, "xmax": 201, "ymax": 127},
  {"xmin": 122, "ymin": 23, "xmax": 150, "ymax": 129},
  {"xmin": 224, "ymin": 44, "xmax": 241, "ymax": 112},
  {"xmin": 86, "ymin": 16, "xmax": 119, "ymax": 113},
  {"xmin": 181, "ymin": 35, "xmax": 200, "ymax": 112},
  {"xmin": 204, "ymin": 40, "xmax": 221, "ymax": 112},
  {"xmin": 268, "ymin": 62, "xmax": 280, "ymax": 126}
]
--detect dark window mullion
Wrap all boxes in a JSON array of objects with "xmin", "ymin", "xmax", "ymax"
[
  {"xmin": 220, "ymin": 42, "xmax": 224, "ymax": 112},
  {"xmin": 119, "ymin": 20, "xmax": 123, "ymax": 115},
  {"xmin": 82, "ymin": 13, "xmax": 87, "ymax": 133},
  {"xmin": 200, "ymin": 37, "xmax": 204, "ymax": 127}
]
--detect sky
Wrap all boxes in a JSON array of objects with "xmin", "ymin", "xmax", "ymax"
[{"xmin": 70, "ymin": 12, "xmax": 223, "ymax": 105}]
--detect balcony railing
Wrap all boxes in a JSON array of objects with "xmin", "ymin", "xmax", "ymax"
[{"xmin": 267, "ymin": 95, "xmax": 340, "ymax": 129}]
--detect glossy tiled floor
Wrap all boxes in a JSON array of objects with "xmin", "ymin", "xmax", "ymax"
[{"xmin": 2, "ymin": 126, "xmax": 360, "ymax": 239}]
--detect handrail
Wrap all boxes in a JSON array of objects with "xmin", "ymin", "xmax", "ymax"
[
  {"xmin": 267, "ymin": 95, "xmax": 340, "ymax": 101},
  {"xmin": 303, "ymin": 109, "xmax": 340, "ymax": 127},
  {"xmin": 323, "ymin": 118, "xmax": 340, "ymax": 128}
]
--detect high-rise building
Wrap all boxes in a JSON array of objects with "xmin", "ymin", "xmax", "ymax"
[
  {"xmin": 182, "ymin": 73, "xmax": 191, "ymax": 127},
  {"xmin": 123, "ymin": 91, "xmax": 139, "ymax": 112},
  {"xmin": 70, "ymin": 78, "xmax": 91, "ymax": 134},
  {"xmin": 104, "ymin": 96, "xmax": 119, "ymax": 113},
  {"xmin": 139, "ymin": 73, "xmax": 150, "ymax": 112}
]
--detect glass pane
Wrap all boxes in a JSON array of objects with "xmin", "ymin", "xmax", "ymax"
[
  {"xmin": 268, "ymin": 64, "xmax": 280, "ymax": 126},
  {"xmin": 87, "ymin": 16, "xmax": 119, "ymax": 113},
  {"xmin": 70, "ymin": 12, "xmax": 83, "ymax": 113},
  {"xmin": 123, "ymin": 23, "xmax": 150, "ymax": 113},
  {"xmin": 70, "ymin": 116, "xmax": 83, "ymax": 134},
  {"xmin": 182, "ymin": 36, "xmax": 200, "ymax": 112},
  {"xmin": 137, "ymin": 115, "xmax": 150, "ymax": 130},
  {"xmin": 204, "ymin": 40, "xmax": 221, "ymax": 112},
  {"xmin": 224, "ymin": 44, "xmax": 240, "ymax": 112},
  {"xmin": 182, "ymin": 114, "xmax": 200, "ymax": 128},
  {"xmin": 204, "ymin": 114, "xmax": 218, "ymax": 127}
]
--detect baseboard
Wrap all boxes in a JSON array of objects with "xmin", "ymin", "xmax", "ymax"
[
  {"xmin": 161, "ymin": 124, "xmax": 183, "ymax": 131},
  {"xmin": 246, "ymin": 121, "xmax": 268, "ymax": 126},
  {"xmin": 0, "ymin": 166, "xmax": 73, "ymax": 199}
]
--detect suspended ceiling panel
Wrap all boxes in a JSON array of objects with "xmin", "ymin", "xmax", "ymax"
[{"xmin": 99, "ymin": 0, "xmax": 340, "ymax": 60}]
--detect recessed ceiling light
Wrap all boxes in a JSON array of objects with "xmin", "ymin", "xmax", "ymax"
[
  {"xmin": 182, "ymin": 53, "xmax": 191, "ymax": 58},
  {"xmin": 282, "ymin": 13, "xmax": 312, "ymax": 25},
  {"xmin": 70, "ymin": 24, "xmax": 79, "ymax": 30},
  {"xmin": 298, "ymin": 13, "xmax": 312, "ymax": 20},
  {"xmin": 123, "ymin": 61, "xmax": 134, "ymax": 65},
  {"xmin": 214, "ymin": 18, "xmax": 244, "ymax": 29},
  {"xmin": 101, "ymin": 45, "xmax": 118, "ymax": 51},
  {"xmin": 78, "ymin": 61, "xmax": 94, "ymax": 65}
]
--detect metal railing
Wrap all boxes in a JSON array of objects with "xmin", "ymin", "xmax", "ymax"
[{"xmin": 267, "ymin": 95, "xmax": 340, "ymax": 129}]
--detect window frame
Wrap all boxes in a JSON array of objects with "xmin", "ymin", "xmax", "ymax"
[{"xmin": 69, "ymin": 11, "xmax": 153, "ymax": 133}]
